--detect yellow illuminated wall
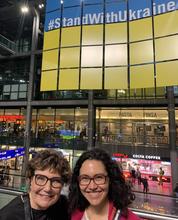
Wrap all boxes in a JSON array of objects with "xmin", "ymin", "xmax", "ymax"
[{"xmin": 41, "ymin": 7, "xmax": 178, "ymax": 91}]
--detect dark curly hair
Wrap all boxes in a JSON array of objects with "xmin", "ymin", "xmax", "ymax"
[
  {"xmin": 68, "ymin": 148, "xmax": 135, "ymax": 217},
  {"xmin": 26, "ymin": 149, "xmax": 71, "ymax": 184}
]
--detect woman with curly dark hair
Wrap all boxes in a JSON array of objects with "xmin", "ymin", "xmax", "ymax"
[{"xmin": 69, "ymin": 148, "xmax": 140, "ymax": 220}]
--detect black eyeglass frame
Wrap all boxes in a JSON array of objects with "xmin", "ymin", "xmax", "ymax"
[
  {"xmin": 34, "ymin": 174, "xmax": 63, "ymax": 188},
  {"xmin": 78, "ymin": 174, "xmax": 108, "ymax": 186}
]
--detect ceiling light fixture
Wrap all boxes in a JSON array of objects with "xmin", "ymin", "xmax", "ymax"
[
  {"xmin": 39, "ymin": 3, "xmax": 44, "ymax": 9},
  {"xmin": 21, "ymin": 5, "xmax": 29, "ymax": 13}
]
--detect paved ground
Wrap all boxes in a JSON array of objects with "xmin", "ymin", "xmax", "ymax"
[
  {"xmin": 130, "ymin": 192, "xmax": 178, "ymax": 217},
  {"xmin": 132, "ymin": 179, "xmax": 172, "ymax": 196}
]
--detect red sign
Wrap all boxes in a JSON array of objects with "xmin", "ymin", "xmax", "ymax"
[
  {"xmin": 113, "ymin": 153, "xmax": 128, "ymax": 158},
  {"xmin": 0, "ymin": 115, "xmax": 24, "ymax": 121}
]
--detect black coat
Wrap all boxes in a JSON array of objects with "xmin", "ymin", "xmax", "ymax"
[{"xmin": 0, "ymin": 194, "xmax": 69, "ymax": 220}]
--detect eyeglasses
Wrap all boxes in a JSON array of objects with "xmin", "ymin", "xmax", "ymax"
[
  {"xmin": 78, "ymin": 174, "xmax": 108, "ymax": 186},
  {"xmin": 34, "ymin": 174, "xmax": 63, "ymax": 188}
]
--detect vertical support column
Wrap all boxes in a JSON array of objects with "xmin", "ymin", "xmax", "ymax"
[
  {"xmin": 88, "ymin": 90, "xmax": 95, "ymax": 150},
  {"xmin": 22, "ymin": 8, "xmax": 39, "ymax": 176},
  {"xmin": 167, "ymin": 86, "xmax": 178, "ymax": 194}
]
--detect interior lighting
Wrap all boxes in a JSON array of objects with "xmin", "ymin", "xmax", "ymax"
[
  {"xmin": 39, "ymin": 3, "xmax": 44, "ymax": 9},
  {"xmin": 21, "ymin": 5, "xmax": 29, "ymax": 13}
]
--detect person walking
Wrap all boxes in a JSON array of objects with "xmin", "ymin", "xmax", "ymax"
[
  {"xmin": 158, "ymin": 167, "xmax": 164, "ymax": 185},
  {"xmin": 142, "ymin": 177, "xmax": 149, "ymax": 194},
  {"xmin": 0, "ymin": 149, "xmax": 71, "ymax": 220},
  {"xmin": 174, "ymin": 182, "xmax": 178, "ymax": 203},
  {"xmin": 136, "ymin": 168, "xmax": 142, "ymax": 185}
]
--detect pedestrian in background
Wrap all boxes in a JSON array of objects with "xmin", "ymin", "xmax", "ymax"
[
  {"xmin": 142, "ymin": 177, "xmax": 149, "ymax": 194},
  {"xmin": 0, "ymin": 149, "xmax": 71, "ymax": 220},
  {"xmin": 136, "ymin": 168, "xmax": 142, "ymax": 185},
  {"xmin": 158, "ymin": 167, "xmax": 164, "ymax": 186},
  {"xmin": 174, "ymin": 182, "xmax": 178, "ymax": 202},
  {"xmin": 69, "ymin": 148, "xmax": 140, "ymax": 220}
]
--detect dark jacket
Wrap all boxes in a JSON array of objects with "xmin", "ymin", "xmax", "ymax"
[{"xmin": 0, "ymin": 194, "xmax": 69, "ymax": 220}]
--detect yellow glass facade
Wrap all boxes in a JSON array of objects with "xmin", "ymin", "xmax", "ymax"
[
  {"xmin": 41, "ymin": 3, "xmax": 178, "ymax": 91},
  {"xmin": 104, "ymin": 67, "xmax": 128, "ymax": 89},
  {"xmin": 58, "ymin": 69, "xmax": 79, "ymax": 90}
]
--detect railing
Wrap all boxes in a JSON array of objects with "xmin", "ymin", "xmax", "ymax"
[
  {"xmin": 0, "ymin": 187, "xmax": 23, "ymax": 195},
  {"xmin": 133, "ymin": 209, "xmax": 178, "ymax": 220},
  {"xmin": 0, "ymin": 184, "xmax": 178, "ymax": 220},
  {"xmin": 0, "ymin": 34, "xmax": 16, "ymax": 54},
  {"xmin": 96, "ymin": 133, "xmax": 169, "ymax": 146},
  {"xmin": 0, "ymin": 173, "xmax": 26, "ymax": 192}
]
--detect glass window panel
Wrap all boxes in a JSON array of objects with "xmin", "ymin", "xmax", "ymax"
[
  {"xmin": 3, "ymin": 85, "xmax": 10, "ymax": 92},
  {"xmin": 130, "ymin": 40, "xmax": 154, "ymax": 65},
  {"xmin": 42, "ymin": 50, "xmax": 59, "ymax": 70},
  {"xmin": 130, "ymin": 64, "xmax": 155, "ymax": 88},
  {"xmin": 156, "ymin": 60, "xmax": 178, "ymax": 87},
  {"xmin": 61, "ymin": 26, "xmax": 80, "ymax": 47},
  {"xmin": 105, "ymin": 44, "xmax": 127, "ymax": 66},
  {"xmin": 129, "ymin": 0, "xmax": 152, "ymax": 19},
  {"xmin": 5, "ymin": 109, "xmax": 20, "ymax": 115},
  {"xmin": 104, "ymin": 67, "xmax": 128, "ymax": 89},
  {"xmin": 155, "ymin": 35, "xmax": 178, "ymax": 61},
  {"xmin": 75, "ymin": 108, "xmax": 88, "ymax": 137},
  {"xmin": 81, "ymin": 46, "xmax": 103, "ymax": 67},
  {"xmin": 45, "ymin": 10, "xmax": 61, "ymax": 32},
  {"xmin": 154, "ymin": 11, "xmax": 178, "ymax": 37},
  {"xmin": 105, "ymin": 22, "xmax": 127, "ymax": 44},
  {"xmin": 43, "ymin": 29, "xmax": 60, "ymax": 50},
  {"xmin": 63, "ymin": 6, "xmax": 81, "ymax": 27},
  {"xmin": 153, "ymin": 0, "xmax": 177, "ymax": 15},
  {"xmin": 83, "ymin": 5, "xmax": 104, "ymax": 25},
  {"xmin": 130, "ymin": 17, "xmax": 152, "ymax": 42},
  {"xmin": 39, "ymin": 108, "xmax": 55, "ymax": 115},
  {"xmin": 82, "ymin": 25, "xmax": 103, "ymax": 45},
  {"xmin": 84, "ymin": 0, "xmax": 103, "ymax": 4},
  {"xmin": 0, "ymin": 109, "xmax": 4, "ymax": 115},
  {"xmin": 156, "ymin": 87, "xmax": 165, "ymax": 97},
  {"xmin": 19, "ymin": 84, "xmax": 27, "ymax": 91},
  {"xmin": 60, "ymin": 47, "xmax": 80, "ymax": 68},
  {"xmin": 145, "ymin": 88, "xmax": 156, "ymax": 97},
  {"xmin": 37, "ymin": 109, "xmax": 55, "ymax": 135},
  {"xmin": 10, "ymin": 93, "xmax": 18, "ymax": 100},
  {"xmin": 80, "ymin": 68, "xmax": 102, "ymax": 89},
  {"xmin": 58, "ymin": 69, "xmax": 79, "ymax": 90},
  {"xmin": 19, "ymin": 92, "xmax": 27, "ymax": 99},
  {"xmin": 63, "ymin": 0, "xmax": 81, "ymax": 7},
  {"xmin": 105, "ymin": 1, "xmax": 127, "ymax": 23},
  {"xmin": 11, "ymin": 84, "xmax": 18, "ymax": 92},
  {"xmin": 40, "ymin": 70, "xmax": 58, "ymax": 91},
  {"xmin": 46, "ymin": 0, "xmax": 61, "ymax": 13}
]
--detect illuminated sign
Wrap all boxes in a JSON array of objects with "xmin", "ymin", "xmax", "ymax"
[
  {"xmin": 41, "ymin": 0, "xmax": 178, "ymax": 91},
  {"xmin": 56, "ymin": 129, "xmax": 80, "ymax": 139},
  {"xmin": 0, "ymin": 148, "xmax": 24, "ymax": 160},
  {"xmin": 133, "ymin": 154, "xmax": 161, "ymax": 160},
  {"xmin": 113, "ymin": 153, "xmax": 128, "ymax": 158},
  {"xmin": 45, "ymin": 0, "xmax": 178, "ymax": 30},
  {"xmin": 0, "ymin": 115, "xmax": 24, "ymax": 121}
]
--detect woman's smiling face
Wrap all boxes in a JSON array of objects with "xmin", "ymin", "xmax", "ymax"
[
  {"xmin": 79, "ymin": 159, "xmax": 109, "ymax": 208},
  {"xmin": 29, "ymin": 168, "xmax": 63, "ymax": 210}
]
